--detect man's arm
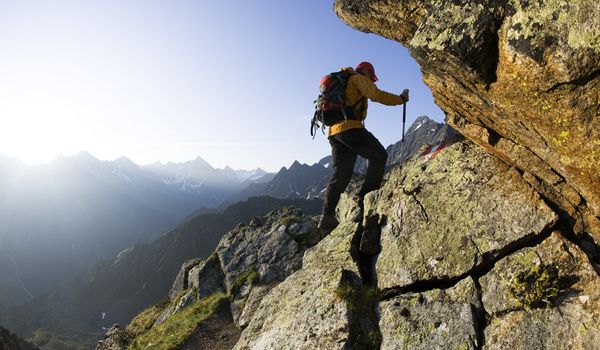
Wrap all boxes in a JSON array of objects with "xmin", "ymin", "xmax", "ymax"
[{"xmin": 355, "ymin": 75, "xmax": 407, "ymax": 106}]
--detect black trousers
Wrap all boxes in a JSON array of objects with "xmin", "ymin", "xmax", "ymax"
[{"xmin": 322, "ymin": 128, "xmax": 388, "ymax": 215}]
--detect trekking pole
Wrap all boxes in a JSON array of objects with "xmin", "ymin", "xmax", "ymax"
[{"xmin": 401, "ymin": 102, "xmax": 407, "ymax": 143}]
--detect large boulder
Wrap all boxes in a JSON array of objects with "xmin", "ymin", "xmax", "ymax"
[
  {"xmin": 153, "ymin": 206, "xmax": 322, "ymax": 332},
  {"xmin": 372, "ymin": 140, "xmax": 557, "ymax": 290},
  {"xmin": 95, "ymin": 325, "xmax": 131, "ymax": 350},
  {"xmin": 188, "ymin": 254, "xmax": 226, "ymax": 299},
  {"xmin": 233, "ymin": 195, "xmax": 367, "ymax": 350},
  {"xmin": 168, "ymin": 258, "xmax": 202, "ymax": 300},
  {"xmin": 215, "ymin": 207, "xmax": 321, "ymax": 326},
  {"xmin": 335, "ymin": 0, "xmax": 600, "ymax": 241}
]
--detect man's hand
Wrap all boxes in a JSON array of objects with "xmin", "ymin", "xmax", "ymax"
[{"xmin": 400, "ymin": 89, "xmax": 410, "ymax": 103}]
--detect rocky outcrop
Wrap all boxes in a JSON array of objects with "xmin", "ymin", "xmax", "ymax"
[
  {"xmin": 112, "ymin": 206, "xmax": 323, "ymax": 349},
  {"xmin": 6, "ymin": 196, "xmax": 322, "ymax": 347},
  {"xmin": 370, "ymin": 141, "xmax": 599, "ymax": 349},
  {"xmin": 233, "ymin": 197, "xmax": 364, "ymax": 349},
  {"xmin": 334, "ymin": 0, "xmax": 600, "ymax": 243},
  {"xmin": 231, "ymin": 140, "xmax": 600, "ymax": 349},
  {"xmin": 374, "ymin": 139, "xmax": 557, "ymax": 291},
  {"xmin": 116, "ymin": 138, "xmax": 598, "ymax": 349},
  {"xmin": 216, "ymin": 208, "xmax": 322, "ymax": 326},
  {"xmin": 0, "ymin": 327, "xmax": 38, "ymax": 350},
  {"xmin": 95, "ymin": 325, "xmax": 131, "ymax": 350}
]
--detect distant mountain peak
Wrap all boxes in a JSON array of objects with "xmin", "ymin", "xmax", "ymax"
[
  {"xmin": 114, "ymin": 156, "xmax": 136, "ymax": 165},
  {"xmin": 406, "ymin": 115, "xmax": 440, "ymax": 134},
  {"xmin": 289, "ymin": 160, "xmax": 303, "ymax": 170},
  {"xmin": 191, "ymin": 156, "xmax": 210, "ymax": 164},
  {"xmin": 73, "ymin": 151, "xmax": 99, "ymax": 161},
  {"xmin": 414, "ymin": 115, "xmax": 433, "ymax": 123}
]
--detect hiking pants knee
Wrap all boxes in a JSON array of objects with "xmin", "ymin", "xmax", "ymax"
[{"xmin": 322, "ymin": 128, "xmax": 388, "ymax": 215}]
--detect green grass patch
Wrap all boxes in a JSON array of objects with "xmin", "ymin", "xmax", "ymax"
[
  {"xmin": 29, "ymin": 328, "xmax": 98, "ymax": 350},
  {"xmin": 127, "ymin": 298, "xmax": 170, "ymax": 336},
  {"xmin": 509, "ymin": 263, "xmax": 563, "ymax": 310},
  {"xmin": 229, "ymin": 266, "xmax": 259, "ymax": 295},
  {"xmin": 127, "ymin": 292, "xmax": 229, "ymax": 350}
]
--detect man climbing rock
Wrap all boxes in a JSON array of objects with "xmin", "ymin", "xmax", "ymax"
[{"xmin": 318, "ymin": 61, "xmax": 409, "ymax": 231}]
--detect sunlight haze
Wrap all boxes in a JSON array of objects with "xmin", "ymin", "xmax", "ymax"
[{"xmin": 0, "ymin": 1, "xmax": 445, "ymax": 171}]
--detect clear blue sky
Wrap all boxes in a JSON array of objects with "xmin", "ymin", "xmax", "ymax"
[{"xmin": 0, "ymin": 0, "xmax": 445, "ymax": 172}]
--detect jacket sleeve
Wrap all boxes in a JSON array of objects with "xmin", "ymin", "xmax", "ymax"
[{"xmin": 355, "ymin": 75, "xmax": 405, "ymax": 106}]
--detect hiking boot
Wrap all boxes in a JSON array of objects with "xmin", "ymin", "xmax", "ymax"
[
  {"xmin": 318, "ymin": 214, "xmax": 339, "ymax": 231},
  {"xmin": 360, "ymin": 213, "xmax": 381, "ymax": 256}
]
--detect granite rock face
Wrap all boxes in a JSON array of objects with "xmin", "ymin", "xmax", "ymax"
[
  {"xmin": 232, "ymin": 141, "xmax": 598, "ymax": 350},
  {"xmin": 371, "ymin": 141, "xmax": 599, "ymax": 349},
  {"xmin": 115, "ymin": 137, "xmax": 599, "ymax": 350},
  {"xmin": 233, "ymin": 194, "xmax": 365, "ymax": 350},
  {"xmin": 153, "ymin": 206, "xmax": 322, "ymax": 329},
  {"xmin": 335, "ymin": 0, "xmax": 600, "ymax": 242},
  {"xmin": 215, "ymin": 207, "xmax": 321, "ymax": 326},
  {"xmin": 481, "ymin": 232, "xmax": 600, "ymax": 350},
  {"xmin": 95, "ymin": 325, "xmax": 131, "ymax": 350},
  {"xmin": 373, "ymin": 140, "xmax": 557, "ymax": 289},
  {"xmin": 0, "ymin": 327, "xmax": 38, "ymax": 350},
  {"xmin": 361, "ymin": 141, "xmax": 599, "ymax": 349},
  {"xmin": 379, "ymin": 279, "xmax": 480, "ymax": 350}
]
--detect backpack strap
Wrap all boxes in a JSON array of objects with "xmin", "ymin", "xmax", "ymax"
[{"xmin": 347, "ymin": 97, "xmax": 366, "ymax": 120}]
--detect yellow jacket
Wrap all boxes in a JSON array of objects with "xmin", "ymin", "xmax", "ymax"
[{"xmin": 328, "ymin": 67, "xmax": 406, "ymax": 136}]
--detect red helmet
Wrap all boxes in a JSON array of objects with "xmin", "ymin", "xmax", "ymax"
[{"xmin": 356, "ymin": 61, "xmax": 378, "ymax": 82}]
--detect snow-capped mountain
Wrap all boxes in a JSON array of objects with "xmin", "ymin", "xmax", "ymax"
[
  {"xmin": 0, "ymin": 153, "xmax": 271, "ymax": 309},
  {"xmin": 144, "ymin": 158, "xmax": 273, "ymax": 199},
  {"xmin": 232, "ymin": 167, "xmax": 272, "ymax": 182}
]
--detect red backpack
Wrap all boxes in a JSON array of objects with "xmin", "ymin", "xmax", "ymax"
[{"xmin": 311, "ymin": 71, "xmax": 362, "ymax": 137}]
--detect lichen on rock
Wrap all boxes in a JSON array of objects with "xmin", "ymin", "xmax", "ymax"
[
  {"xmin": 481, "ymin": 232, "xmax": 600, "ymax": 349},
  {"xmin": 373, "ymin": 140, "xmax": 557, "ymax": 290},
  {"xmin": 335, "ymin": 0, "xmax": 600, "ymax": 242},
  {"xmin": 232, "ymin": 195, "xmax": 364, "ymax": 350},
  {"xmin": 379, "ymin": 278, "xmax": 480, "ymax": 350}
]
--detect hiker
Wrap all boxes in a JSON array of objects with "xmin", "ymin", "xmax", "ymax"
[{"xmin": 318, "ymin": 61, "xmax": 409, "ymax": 230}]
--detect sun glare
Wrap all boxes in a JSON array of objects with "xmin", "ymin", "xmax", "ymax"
[{"xmin": 0, "ymin": 100, "xmax": 87, "ymax": 164}]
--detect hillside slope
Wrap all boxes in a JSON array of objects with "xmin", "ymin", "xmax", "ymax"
[
  {"xmin": 112, "ymin": 139, "xmax": 600, "ymax": 349},
  {"xmin": 6, "ymin": 196, "xmax": 321, "ymax": 350}
]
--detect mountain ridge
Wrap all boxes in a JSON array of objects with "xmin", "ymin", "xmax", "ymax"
[{"xmin": 0, "ymin": 153, "xmax": 275, "ymax": 309}]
